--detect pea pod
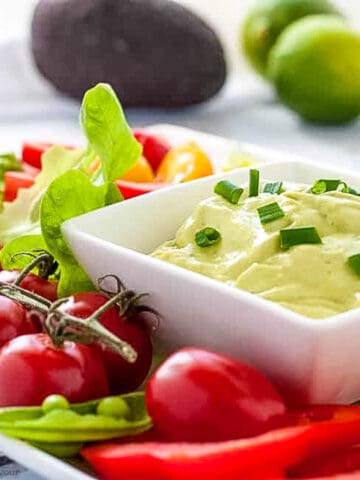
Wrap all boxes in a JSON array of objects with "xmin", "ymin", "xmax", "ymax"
[{"xmin": 0, "ymin": 392, "xmax": 152, "ymax": 457}]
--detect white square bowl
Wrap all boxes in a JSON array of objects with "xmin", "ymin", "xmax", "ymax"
[{"xmin": 62, "ymin": 128, "xmax": 360, "ymax": 406}]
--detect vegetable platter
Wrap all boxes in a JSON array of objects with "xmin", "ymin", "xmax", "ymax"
[{"xmin": 1, "ymin": 83, "xmax": 360, "ymax": 479}]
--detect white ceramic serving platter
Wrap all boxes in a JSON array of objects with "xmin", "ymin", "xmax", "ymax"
[
  {"xmin": 0, "ymin": 125, "xmax": 288, "ymax": 480},
  {"xmin": 62, "ymin": 125, "xmax": 360, "ymax": 408},
  {"xmin": 0, "ymin": 125, "xmax": 355, "ymax": 480}
]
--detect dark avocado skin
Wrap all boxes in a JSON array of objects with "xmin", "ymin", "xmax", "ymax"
[{"xmin": 31, "ymin": 0, "xmax": 227, "ymax": 107}]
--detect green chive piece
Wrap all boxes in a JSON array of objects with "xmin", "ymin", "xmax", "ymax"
[
  {"xmin": 311, "ymin": 179, "xmax": 342, "ymax": 195},
  {"xmin": 249, "ymin": 169, "xmax": 259, "ymax": 197},
  {"xmin": 263, "ymin": 181, "xmax": 283, "ymax": 195},
  {"xmin": 348, "ymin": 254, "xmax": 360, "ymax": 277},
  {"xmin": 214, "ymin": 180, "xmax": 244, "ymax": 204},
  {"xmin": 280, "ymin": 227, "xmax": 322, "ymax": 250},
  {"xmin": 342, "ymin": 186, "xmax": 360, "ymax": 196},
  {"xmin": 257, "ymin": 202, "xmax": 285, "ymax": 225},
  {"xmin": 195, "ymin": 227, "xmax": 221, "ymax": 248}
]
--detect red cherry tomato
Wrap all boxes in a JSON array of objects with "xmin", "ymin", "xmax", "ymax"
[
  {"xmin": 133, "ymin": 131, "xmax": 171, "ymax": 172},
  {"xmin": 3, "ymin": 171, "xmax": 35, "ymax": 202},
  {"xmin": 0, "ymin": 271, "xmax": 57, "ymax": 302},
  {"xmin": 115, "ymin": 180, "xmax": 168, "ymax": 199},
  {"xmin": 145, "ymin": 348, "xmax": 286, "ymax": 442},
  {"xmin": 60, "ymin": 292, "xmax": 153, "ymax": 394},
  {"xmin": 0, "ymin": 333, "xmax": 109, "ymax": 407},
  {"xmin": 0, "ymin": 297, "xmax": 39, "ymax": 347}
]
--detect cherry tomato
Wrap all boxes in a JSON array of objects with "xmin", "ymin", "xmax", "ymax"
[
  {"xmin": 120, "ymin": 156, "xmax": 155, "ymax": 183},
  {"xmin": 0, "ymin": 271, "xmax": 57, "ymax": 302},
  {"xmin": 155, "ymin": 142, "xmax": 213, "ymax": 184},
  {"xmin": 145, "ymin": 348, "xmax": 286, "ymax": 442},
  {"xmin": 133, "ymin": 131, "xmax": 171, "ymax": 172},
  {"xmin": 0, "ymin": 297, "xmax": 39, "ymax": 347},
  {"xmin": 115, "ymin": 180, "xmax": 168, "ymax": 199},
  {"xmin": 60, "ymin": 292, "xmax": 153, "ymax": 394},
  {"xmin": 3, "ymin": 172, "xmax": 35, "ymax": 202},
  {"xmin": 0, "ymin": 333, "xmax": 109, "ymax": 407},
  {"xmin": 21, "ymin": 142, "xmax": 75, "ymax": 170}
]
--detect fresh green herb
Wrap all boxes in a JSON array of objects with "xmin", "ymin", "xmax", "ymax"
[
  {"xmin": 280, "ymin": 227, "xmax": 322, "ymax": 250},
  {"xmin": 311, "ymin": 179, "xmax": 342, "ymax": 194},
  {"xmin": 80, "ymin": 83, "xmax": 142, "ymax": 183},
  {"xmin": 40, "ymin": 170, "xmax": 122, "ymax": 296},
  {"xmin": 342, "ymin": 185, "xmax": 360, "ymax": 195},
  {"xmin": 257, "ymin": 202, "xmax": 285, "ymax": 225},
  {"xmin": 195, "ymin": 227, "xmax": 221, "ymax": 248},
  {"xmin": 348, "ymin": 254, "xmax": 360, "ymax": 277},
  {"xmin": 214, "ymin": 180, "xmax": 243, "ymax": 204},
  {"xmin": 249, "ymin": 169, "xmax": 259, "ymax": 197},
  {"xmin": 263, "ymin": 181, "xmax": 283, "ymax": 195}
]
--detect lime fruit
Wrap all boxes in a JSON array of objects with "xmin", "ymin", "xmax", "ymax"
[
  {"xmin": 241, "ymin": 0, "xmax": 340, "ymax": 77},
  {"xmin": 268, "ymin": 15, "xmax": 360, "ymax": 124}
]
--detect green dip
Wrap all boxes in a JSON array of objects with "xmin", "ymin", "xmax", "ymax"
[{"xmin": 151, "ymin": 183, "xmax": 360, "ymax": 319}]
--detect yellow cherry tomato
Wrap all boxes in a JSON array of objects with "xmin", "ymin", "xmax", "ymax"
[
  {"xmin": 155, "ymin": 142, "xmax": 213, "ymax": 184},
  {"xmin": 121, "ymin": 156, "xmax": 155, "ymax": 183}
]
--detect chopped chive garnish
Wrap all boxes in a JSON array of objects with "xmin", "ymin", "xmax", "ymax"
[
  {"xmin": 342, "ymin": 186, "xmax": 359, "ymax": 196},
  {"xmin": 311, "ymin": 179, "xmax": 342, "ymax": 195},
  {"xmin": 263, "ymin": 181, "xmax": 283, "ymax": 195},
  {"xmin": 195, "ymin": 227, "xmax": 221, "ymax": 248},
  {"xmin": 249, "ymin": 169, "xmax": 259, "ymax": 197},
  {"xmin": 280, "ymin": 227, "xmax": 322, "ymax": 250},
  {"xmin": 257, "ymin": 202, "xmax": 285, "ymax": 225},
  {"xmin": 348, "ymin": 254, "xmax": 360, "ymax": 277},
  {"xmin": 214, "ymin": 180, "xmax": 244, "ymax": 204}
]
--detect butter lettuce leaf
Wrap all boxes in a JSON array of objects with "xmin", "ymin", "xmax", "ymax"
[
  {"xmin": 0, "ymin": 235, "xmax": 47, "ymax": 271},
  {"xmin": 80, "ymin": 83, "xmax": 142, "ymax": 183},
  {"xmin": 0, "ymin": 147, "xmax": 85, "ymax": 245},
  {"xmin": 40, "ymin": 170, "xmax": 122, "ymax": 297}
]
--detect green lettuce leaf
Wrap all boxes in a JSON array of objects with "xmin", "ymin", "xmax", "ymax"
[
  {"xmin": 40, "ymin": 170, "xmax": 122, "ymax": 297},
  {"xmin": 0, "ymin": 235, "xmax": 47, "ymax": 271},
  {"xmin": 80, "ymin": 83, "xmax": 142, "ymax": 182},
  {"xmin": 0, "ymin": 147, "xmax": 85, "ymax": 244}
]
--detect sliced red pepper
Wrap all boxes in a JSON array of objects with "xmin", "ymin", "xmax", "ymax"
[
  {"xmin": 82, "ymin": 406, "xmax": 360, "ymax": 480},
  {"xmin": 115, "ymin": 180, "xmax": 168, "ymax": 200},
  {"xmin": 3, "ymin": 171, "xmax": 35, "ymax": 202},
  {"xmin": 133, "ymin": 131, "xmax": 171, "ymax": 172},
  {"xmin": 288, "ymin": 446, "xmax": 360, "ymax": 478},
  {"xmin": 22, "ymin": 142, "xmax": 75, "ymax": 169}
]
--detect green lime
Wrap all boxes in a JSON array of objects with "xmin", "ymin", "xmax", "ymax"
[
  {"xmin": 268, "ymin": 15, "xmax": 360, "ymax": 124},
  {"xmin": 241, "ymin": 0, "xmax": 340, "ymax": 77}
]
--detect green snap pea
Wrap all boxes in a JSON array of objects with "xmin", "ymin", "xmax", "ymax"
[{"xmin": 0, "ymin": 392, "xmax": 152, "ymax": 457}]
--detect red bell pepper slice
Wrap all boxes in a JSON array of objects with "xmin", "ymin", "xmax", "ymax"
[
  {"xmin": 115, "ymin": 180, "xmax": 168, "ymax": 199},
  {"xmin": 82, "ymin": 406, "xmax": 360, "ymax": 480},
  {"xmin": 133, "ymin": 130, "xmax": 171, "ymax": 172},
  {"xmin": 22, "ymin": 142, "xmax": 75, "ymax": 169},
  {"xmin": 3, "ymin": 171, "xmax": 35, "ymax": 202}
]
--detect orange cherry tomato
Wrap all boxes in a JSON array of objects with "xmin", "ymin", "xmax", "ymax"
[
  {"xmin": 120, "ymin": 156, "xmax": 154, "ymax": 183},
  {"xmin": 155, "ymin": 142, "xmax": 213, "ymax": 184}
]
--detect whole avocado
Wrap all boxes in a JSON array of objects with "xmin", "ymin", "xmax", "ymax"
[{"xmin": 31, "ymin": 0, "xmax": 227, "ymax": 107}]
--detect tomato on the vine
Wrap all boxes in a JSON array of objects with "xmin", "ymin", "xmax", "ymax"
[
  {"xmin": 0, "ymin": 333, "xmax": 109, "ymax": 407},
  {"xmin": 60, "ymin": 292, "xmax": 153, "ymax": 394},
  {"xmin": 0, "ymin": 297, "xmax": 39, "ymax": 347},
  {"xmin": 145, "ymin": 348, "xmax": 286, "ymax": 442},
  {"xmin": 0, "ymin": 270, "xmax": 58, "ymax": 302}
]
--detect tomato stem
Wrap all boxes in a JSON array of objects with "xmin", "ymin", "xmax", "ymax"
[
  {"xmin": 0, "ymin": 282, "xmax": 137, "ymax": 364},
  {"xmin": 12, "ymin": 251, "xmax": 58, "ymax": 281}
]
